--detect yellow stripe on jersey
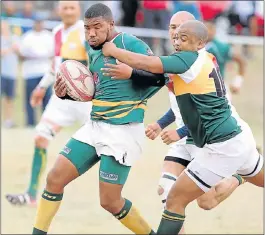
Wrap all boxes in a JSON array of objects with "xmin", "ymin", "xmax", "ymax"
[
  {"xmin": 92, "ymin": 99, "xmax": 143, "ymax": 107},
  {"xmin": 93, "ymin": 103, "xmax": 147, "ymax": 120},
  {"xmin": 61, "ymin": 29, "xmax": 88, "ymax": 61},
  {"xmin": 172, "ymin": 53, "xmax": 216, "ymax": 96}
]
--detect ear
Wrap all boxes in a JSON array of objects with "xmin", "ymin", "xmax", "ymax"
[
  {"xmin": 109, "ymin": 20, "xmax": 114, "ymax": 29},
  {"xmin": 198, "ymin": 40, "xmax": 206, "ymax": 50}
]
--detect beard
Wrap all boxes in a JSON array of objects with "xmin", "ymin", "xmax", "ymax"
[{"xmin": 90, "ymin": 42, "xmax": 105, "ymax": 50}]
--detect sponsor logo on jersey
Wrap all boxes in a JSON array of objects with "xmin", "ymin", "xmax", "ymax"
[
  {"xmin": 62, "ymin": 146, "xmax": 71, "ymax": 154},
  {"xmin": 100, "ymin": 171, "xmax": 119, "ymax": 181}
]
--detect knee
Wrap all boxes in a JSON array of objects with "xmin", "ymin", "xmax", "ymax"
[
  {"xmin": 35, "ymin": 135, "xmax": 49, "ymax": 149},
  {"xmin": 197, "ymin": 198, "xmax": 215, "ymax": 210},
  {"xmin": 46, "ymin": 166, "xmax": 65, "ymax": 191},
  {"xmin": 100, "ymin": 196, "xmax": 121, "ymax": 214}
]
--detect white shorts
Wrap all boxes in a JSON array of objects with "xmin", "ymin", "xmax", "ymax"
[
  {"xmin": 165, "ymin": 140, "xmax": 204, "ymax": 166},
  {"xmin": 72, "ymin": 120, "xmax": 145, "ymax": 166},
  {"xmin": 36, "ymin": 95, "xmax": 92, "ymax": 140},
  {"xmin": 185, "ymin": 125, "xmax": 263, "ymax": 192}
]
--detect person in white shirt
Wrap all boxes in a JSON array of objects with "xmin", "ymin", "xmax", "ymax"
[{"xmin": 19, "ymin": 18, "xmax": 54, "ymax": 126}]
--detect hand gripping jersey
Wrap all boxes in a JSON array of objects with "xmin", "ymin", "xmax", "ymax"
[
  {"xmin": 87, "ymin": 33, "xmax": 161, "ymax": 125},
  {"xmin": 160, "ymin": 48, "xmax": 241, "ymax": 147}
]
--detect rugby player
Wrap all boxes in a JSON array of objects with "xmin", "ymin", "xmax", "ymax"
[
  {"xmin": 6, "ymin": 1, "xmax": 91, "ymax": 206},
  {"xmin": 102, "ymin": 11, "xmax": 246, "ymax": 235},
  {"xmin": 32, "ymin": 3, "xmax": 166, "ymax": 234},
  {"xmin": 102, "ymin": 20, "xmax": 264, "ymax": 234}
]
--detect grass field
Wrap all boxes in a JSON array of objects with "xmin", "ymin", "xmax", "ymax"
[{"xmin": 1, "ymin": 46, "xmax": 263, "ymax": 234}]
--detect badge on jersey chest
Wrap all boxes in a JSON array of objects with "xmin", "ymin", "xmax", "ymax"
[{"xmin": 93, "ymin": 72, "xmax": 100, "ymax": 85}]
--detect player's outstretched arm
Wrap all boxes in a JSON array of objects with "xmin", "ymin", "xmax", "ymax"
[
  {"xmin": 102, "ymin": 42, "xmax": 164, "ymax": 73},
  {"xmin": 101, "ymin": 62, "xmax": 166, "ymax": 87}
]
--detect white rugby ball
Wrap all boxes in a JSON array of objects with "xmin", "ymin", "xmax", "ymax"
[{"xmin": 57, "ymin": 60, "xmax": 95, "ymax": 102}]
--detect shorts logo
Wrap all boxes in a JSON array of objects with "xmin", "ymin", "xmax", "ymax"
[
  {"xmin": 62, "ymin": 146, "xmax": 71, "ymax": 154},
  {"xmin": 100, "ymin": 171, "xmax": 118, "ymax": 181}
]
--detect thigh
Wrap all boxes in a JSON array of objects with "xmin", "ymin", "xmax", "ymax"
[
  {"xmin": 59, "ymin": 137, "xmax": 100, "ymax": 176},
  {"xmin": 99, "ymin": 154, "xmax": 131, "ymax": 185}
]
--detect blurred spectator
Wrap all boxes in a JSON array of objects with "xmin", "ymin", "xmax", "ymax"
[
  {"xmin": 121, "ymin": 0, "xmax": 139, "ymax": 27},
  {"xmin": 18, "ymin": 18, "xmax": 53, "ymax": 127},
  {"xmin": 141, "ymin": 0, "xmax": 170, "ymax": 55},
  {"xmin": 2, "ymin": 1, "xmax": 18, "ymax": 18},
  {"xmin": 227, "ymin": 1, "xmax": 258, "ymax": 36},
  {"xmin": 173, "ymin": 1, "xmax": 201, "ymax": 20},
  {"xmin": 255, "ymin": 1, "xmax": 264, "ymax": 37},
  {"xmin": 1, "ymin": 20, "xmax": 19, "ymax": 128},
  {"xmin": 198, "ymin": 1, "xmax": 231, "ymax": 21},
  {"xmin": 2, "ymin": 1, "xmax": 23, "ymax": 37},
  {"xmin": 16, "ymin": 1, "xmax": 37, "ymax": 33},
  {"xmin": 105, "ymin": 1, "xmax": 123, "ymax": 25}
]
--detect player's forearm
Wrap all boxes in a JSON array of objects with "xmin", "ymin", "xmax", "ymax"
[
  {"xmin": 130, "ymin": 69, "xmax": 166, "ymax": 87},
  {"xmin": 233, "ymin": 54, "xmax": 245, "ymax": 76},
  {"xmin": 112, "ymin": 48, "xmax": 163, "ymax": 73},
  {"xmin": 157, "ymin": 109, "xmax": 176, "ymax": 129},
  {"xmin": 38, "ymin": 69, "xmax": 56, "ymax": 89}
]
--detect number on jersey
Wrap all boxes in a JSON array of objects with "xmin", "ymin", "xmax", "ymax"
[{"xmin": 209, "ymin": 66, "xmax": 226, "ymax": 97}]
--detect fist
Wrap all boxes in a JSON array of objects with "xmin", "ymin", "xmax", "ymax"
[
  {"xmin": 161, "ymin": 130, "xmax": 181, "ymax": 145},
  {"xmin": 145, "ymin": 123, "xmax": 162, "ymax": 140},
  {"xmin": 54, "ymin": 75, "xmax": 67, "ymax": 98},
  {"xmin": 102, "ymin": 42, "xmax": 117, "ymax": 57},
  {"xmin": 30, "ymin": 87, "xmax": 46, "ymax": 107}
]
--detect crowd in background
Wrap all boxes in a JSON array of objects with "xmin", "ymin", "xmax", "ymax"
[{"xmin": 1, "ymin": 0, "xmax": 264, "ymax": 128}]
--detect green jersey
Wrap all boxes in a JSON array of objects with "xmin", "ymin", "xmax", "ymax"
[
  {"xmin": 88, "ymin": 33, "xmax": 161, "ymax": 125},
  {"xmin": 206, "ymin": 38, "xmax": 233, "ymax": 78},
  {"xmin": 160, "ymin": 49, "xmax": 241, "ymax": 148}
]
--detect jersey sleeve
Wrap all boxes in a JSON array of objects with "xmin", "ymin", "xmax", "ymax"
[
  {"xmin": 123, "ymin": 34, "xmax": 154, "ymax": 56},
  {"xmin": 159, "ymin": 51, "xmax": 198, "ymax": 74}
]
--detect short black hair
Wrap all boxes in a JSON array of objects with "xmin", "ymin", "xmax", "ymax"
[{"xmin": 85, "ymin": 3, "xmax": 113, "ymax": 21}]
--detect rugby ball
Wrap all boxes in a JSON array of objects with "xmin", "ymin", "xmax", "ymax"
[{"xmin": 57, "ymin": 60, "xmax": 95, "ymax": 102}]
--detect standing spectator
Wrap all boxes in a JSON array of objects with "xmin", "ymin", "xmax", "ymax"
[
  {"xmin": 173, "ymin": 1, "xmax": 201, "ymax": 20},
  {"xmin": 121, "ymin": 0, "xmax": 139, "ymax": 27},
  {"xmin": 2, "ymin": 1, "xmax": 23, "ymax": 37},
  {"xmin": 142, "ymin": 0, "xmax": 170, "ymax": 55},
  {"xmin": 16, "ymin": 1, "xmax": 37, "ymax": 34},
  {"xmin": 19, "ymin": 18, "xmax": 53, "ymax": 127},
  {"xmin": 1, "ymin": 20, "xmax": 19, "ymax": 128}
]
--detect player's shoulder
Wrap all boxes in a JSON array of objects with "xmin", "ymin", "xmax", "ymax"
[
  {"xmin": 121, "ymin": 32, "xmax": 152, "ymax": 54},
  {"xmin": 52, "ymin": 23, "xmax": 64, "ymax": 35}
]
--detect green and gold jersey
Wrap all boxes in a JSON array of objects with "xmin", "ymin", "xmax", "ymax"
[
  {"xmin": 206, "ymin": 38, "xmax": 233, "ymax": 78},
  {"xmin": 88, "ymin": 33, "xmax": 161, "ymax": 125},
  {"xmin": 160, "ymin": 48, "xmax": 241, "ymax": 147}
]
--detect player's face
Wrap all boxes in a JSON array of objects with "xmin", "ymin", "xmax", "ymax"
[
  {"xmin": 84, "ymin": 17, "xmax": 114, "ymax": 50},
  {"xmin": 169, "ymin": 22, "xmax": 181, "ymax": 44},
  {"xmin": 174, "ymin": 29, "xmax": 203, "ymax": 52},
  {"xmin": 59, "ymin": 2, "xmax": 80, "ymax": 26}
]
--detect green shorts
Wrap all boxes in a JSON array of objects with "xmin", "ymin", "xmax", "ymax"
[{"xmin": 60, "ymin": 138, "xmax": 131, "ymax": 185}]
